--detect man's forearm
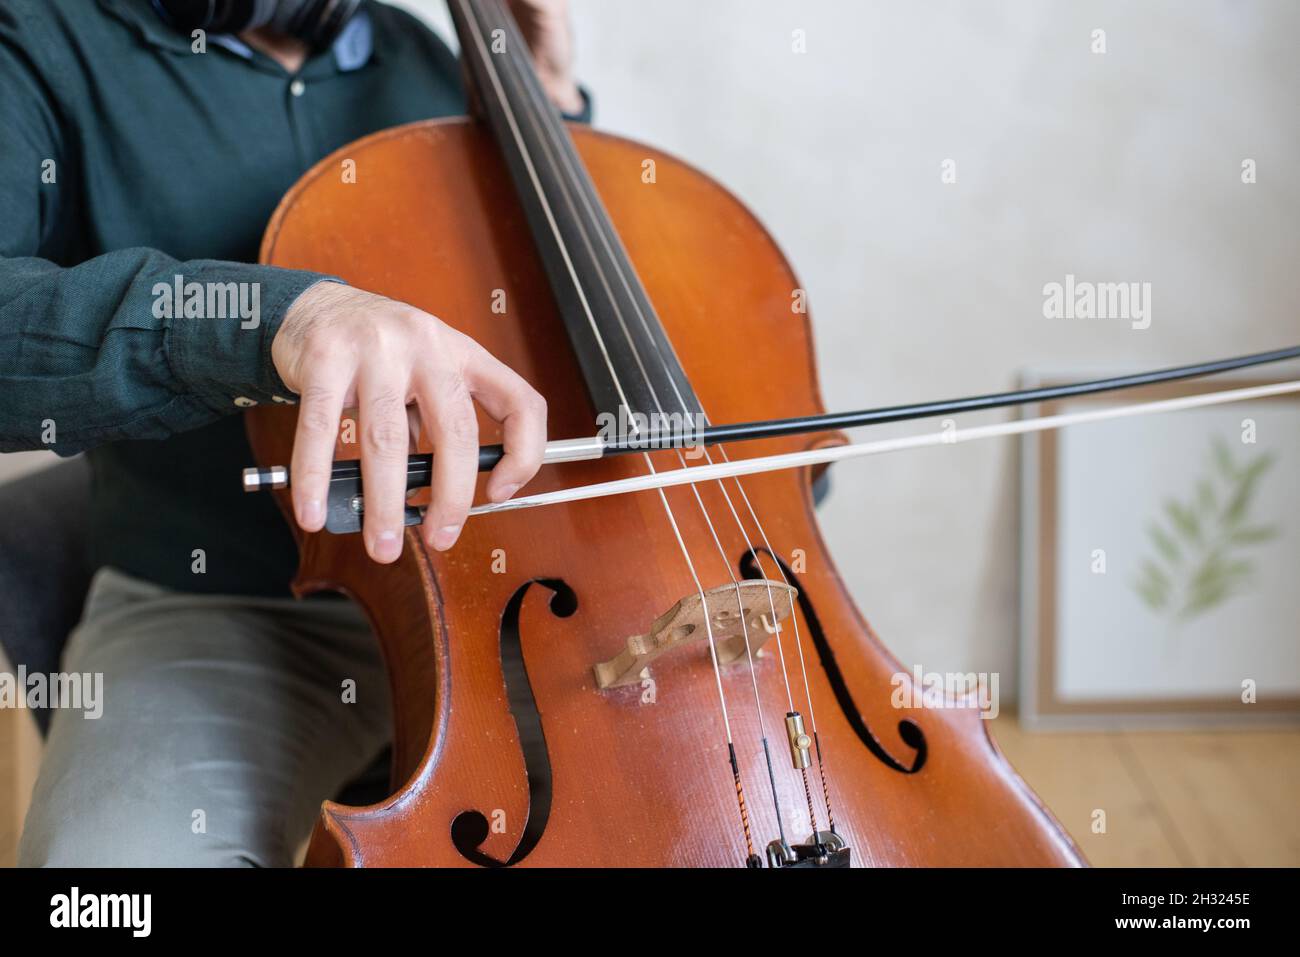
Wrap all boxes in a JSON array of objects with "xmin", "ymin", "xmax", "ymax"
[{"xmin": 0, "ymin": 250, "xmax": 330, "ymax": 454}]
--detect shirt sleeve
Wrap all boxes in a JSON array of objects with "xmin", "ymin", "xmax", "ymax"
[
  {"xmin": 561, "ymin": 85, "xmax": 594, "ymax": 124},
  {"xmin": 0, "ymin": 5, "xmax": 332, "ymax": 456}
]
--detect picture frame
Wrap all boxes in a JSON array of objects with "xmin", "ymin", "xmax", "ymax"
[{"xmin": 1018, "ymin": 366, "xmax": 1300, "ymax": 729}]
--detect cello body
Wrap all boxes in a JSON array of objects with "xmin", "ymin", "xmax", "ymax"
[{"xmin": 248, "ymin": 118, "xmax": 1084, "ymax": 867}]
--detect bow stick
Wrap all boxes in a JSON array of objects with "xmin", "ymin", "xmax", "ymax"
[
  {"xmin": 468, "ymin": 379, "xmax": 1300, "ymax": 515},
  {"xmin": 242, "ymin": 344, "xmax": 1300, "ymax": 531}
]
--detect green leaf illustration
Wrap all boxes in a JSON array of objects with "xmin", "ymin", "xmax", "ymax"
[
  {"xmin": 1230, "ymin": 526, "xmax": 1280, "ymax": 546},
  {"xmin": 1196, "ymin": 478, "xmax": 1216, "ymax": 513},
  {"xmin": 1165, "ymin": 499, "xmax": 1201, "ymax": 543},
  {"xmin": 1132, "ymin": 435, "xmax": 1281, "ymax": 624},
  {"xmin": 1147, "ymin": 522, "xmax": 1182, "ymax": 565},
  {"xmin": 1212, "ymin": 435, "xmax": 1236, "ymax": 479},
  {"xmin": 1135, "ymin": 559, "xmax": 1171, "ymax": 610}
]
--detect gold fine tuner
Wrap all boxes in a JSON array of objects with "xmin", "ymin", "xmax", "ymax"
[{"xmin": 785, "ymin": 712, "xmax": 812, "ymax": 770}]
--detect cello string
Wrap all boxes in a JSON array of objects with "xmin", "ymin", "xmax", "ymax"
[
  {"xmin": 454, "ymin": 0, "xmax": 757, "ymax": 858},
  {"xmin": 518, "ymin": 85, "xmax": 830, "ymax": 848},
  {"xmin": 492, "ymin": 0, "xmax": 809, "ymax": 851},
  {"xmin": 712, "ymin": 452, "xmax": 836, "ymax": 835},
  {"xmin": 643, "ymin": 453, "xmax": 760, "ymax": 859},
  {"xmin": 471, "ymin": 0, "xmax": 764, "ymax": 860},
  {"xmin": 703, "ymin": 447, "xmax": 830, "ymax": 838},
  {"xmin": 672, "ymin": 448, "xmax": 790, "ymax": 849},
  {"xmin": 490, "ymin": 0, "xmax": 800, "ymax": 854},
  {"xmin": 642, "ymin": 452, "xmax": 760, "ymax": 858},
  {"xmin": 467, "ymin": 380, "xmax": 1300, "ymax": 512},
  {"xmin": 448, "ymin": 0, "xmax": 632, "ymax": 413},
  {"xmin": 492, "ymin": 8, "xmax": 829, "ymax": 843}
]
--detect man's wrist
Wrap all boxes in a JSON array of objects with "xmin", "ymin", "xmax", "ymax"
[
  {"xmin": 270, "ymin": 279, "xmax": 352, "ymax": 395},
  {"xmin": 554, "ymin": 82, "xmax": 593, "ymax": 123},
  {"xmin": 539, "ymin": 70, "xmax": 585, "ymax": 116}
]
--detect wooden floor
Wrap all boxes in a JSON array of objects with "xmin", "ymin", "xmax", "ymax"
[
  {"xmin": 2, "ymin": 698, "xmax": 1296, "ymax": 866},
  {"xmin": 988, "ymin": 716, "xmax": 1300, "ymax": 867},
  {"xmin": 0, "ymin": 689, "xmax": 40, "ymax": 869}
]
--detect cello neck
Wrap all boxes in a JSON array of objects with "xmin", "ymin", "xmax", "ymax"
[{"xmin": 448, "ymin": 0, "xmax": 703, "ymax": 428}]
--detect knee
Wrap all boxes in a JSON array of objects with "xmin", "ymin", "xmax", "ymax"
[{"xmin": 18, "ymin": 801, "xmax": 279, "ymax": 867}]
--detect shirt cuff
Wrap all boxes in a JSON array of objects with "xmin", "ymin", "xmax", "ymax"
[
  {"xmin": 560, "ymin": 84, "xmax": 594, "ymax": 124},
  {"xmin": 164, "ymin": 265, "xmax": 339, "ymax": 413}
]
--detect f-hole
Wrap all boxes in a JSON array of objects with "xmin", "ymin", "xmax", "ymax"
[
  {"xmin": 451, "ymin": 578, "xmax": 577, "ymax": 866},
  {"xmin": 739, "ymin": 550, "xmax": 927, "ymax": 773}
]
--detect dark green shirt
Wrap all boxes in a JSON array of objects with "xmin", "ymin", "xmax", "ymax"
[{"xmin": 0, "ymin": 0, "xmax": 586, "ymax": 595}]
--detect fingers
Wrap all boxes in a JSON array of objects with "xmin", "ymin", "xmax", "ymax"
[
  {"xmin": 415, "ymin": 373, "xmax": 480, "ymax": 552},
  {"xmin": 290, "ymin": 360, "xmax": 351, "ymax": 533},
  {"xmin": 463, "ymin": 345, "xmax": 548, "ymax": 503},
  {"xmin": 280, "ymin": 290, "xmax": 546, "ymax": 562},
  {"xmin": 357, "ymin": 369, "xmax": 414, "ymax": 564}
]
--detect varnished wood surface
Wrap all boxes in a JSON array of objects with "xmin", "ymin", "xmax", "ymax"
[
  {"xmin": 251, "ymin": 119, "xmax": 1081, "ymax": 866},
  {"xmin": 4, "ymin": 701, "xmax": 1295, "ymax": 866}
]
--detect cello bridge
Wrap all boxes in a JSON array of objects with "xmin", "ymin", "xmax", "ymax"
[{"xmin": 593, "ymin": 579, "xmax": 797, "ymax": 690}]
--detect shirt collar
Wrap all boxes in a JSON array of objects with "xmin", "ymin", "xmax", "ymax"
[{"xmin": 98, "ymin": 0, "xmax": 376, "ymax": 73}]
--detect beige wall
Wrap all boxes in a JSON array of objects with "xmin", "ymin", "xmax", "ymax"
[{"xmin": 4, "ymin": 1, "xmax": 1296, "ymax": 699}]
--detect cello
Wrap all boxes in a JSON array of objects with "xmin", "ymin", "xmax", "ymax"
[{"xmin": 246, "ymin": 0, "xmax": 1085, "ymax": 867}]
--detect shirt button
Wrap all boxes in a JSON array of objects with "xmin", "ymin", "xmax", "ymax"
[
  {"xmin": 289, "ymin": 79, "xmax": 306, "ymax": 97},
  {"xmin": 272, "ymin": 395, "xmax": 296, "ymax": 405},
  {"xmin": 234, "ymin": 396, "xmax": 258, "ymax": 408}
]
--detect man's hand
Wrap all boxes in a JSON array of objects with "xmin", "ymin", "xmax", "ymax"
[
  {"xmin": 509, "ymin": 0, "xmax": 584, "ymax": 115},
  {"xmin": 271, "ymin": 282, "xmax": 547, "ymax": 563}
]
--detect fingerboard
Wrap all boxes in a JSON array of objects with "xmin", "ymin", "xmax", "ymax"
[{"xmin": 448, "ymin": 0, "xmax": 704, "ymax": 432}]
